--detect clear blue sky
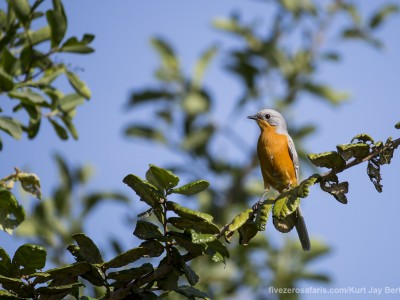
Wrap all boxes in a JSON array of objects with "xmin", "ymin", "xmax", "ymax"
[{"xmin": 1, "ymin": 1, "xmax": 400, "ymax": 299}]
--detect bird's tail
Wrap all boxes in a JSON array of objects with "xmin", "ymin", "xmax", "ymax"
[{"xmin": 295, "ymin": 206, "xmax": 311, "ymax": 251}]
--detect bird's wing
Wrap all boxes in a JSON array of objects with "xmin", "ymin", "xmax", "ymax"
[{"xmin": 287, "ymin": 135, "xmax": 299, "ymax": 180}]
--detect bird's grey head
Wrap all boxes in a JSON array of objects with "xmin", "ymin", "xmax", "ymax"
[{"xmin": 247, "ymin": 109, "xmax": 288, "ymax": 134}]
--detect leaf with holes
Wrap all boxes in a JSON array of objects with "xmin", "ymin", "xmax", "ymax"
[
  {"xmin": 320, "ymin": 175, "xmax": 349, "ymax": 204},
  {"xmin": 337, "ymin": 143, "xmax": 370, "ymax": 161},
  {"xmin": 308, "ymin": 151, "xmax": 346, "ymax": 170}
]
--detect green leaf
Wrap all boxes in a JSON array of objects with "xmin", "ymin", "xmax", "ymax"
[
  {"xmin": 320, "ymin": 175, "xmax": 348, "ymax": 204},
  {"xmin": 255, "ymin": 199, "xmax": 273, "ymax": 231},
  {"xmin": 351, "ymin": 133, "xmax": 374, "ymax": 144},
  {"xmin": 308, "ymin": 151, "xmax": 346, "ymax": 170},
  {"xmin": 395, "ymin": 121, "xmax": 400, "ymax": 129},
  {"xmin": 183, "ymin": 264, "xmax": 199, "ymax": 286},
  {"xmin": 193, "ymin": 45, "xmax": 218, "ymax": 88},
  {"xmin": 238, "ymin": 220, "xmax": 258, "ymax": 246},
  {"xmin": 0, "ymin": 274, "xmax": 23, "ymax": 289},
  {"xmin": 17, "ymin": 171, "xmax": 41, "ymax": 199},
  {"xmin": 297, "ymin": 174, "xmax": 320, "ymax": 198},
  {"xmin": 148, "ymin": 164, "xmax": 179, "ymax": 190},
  {"xmin": 0, "ymin": 247, "xmax": 12, "ymax": 276},
  {"xmin": 170, "ymin": 180, "xmax": 209, "ymax": 196},
  {"xmin": 49, "ymin": 118, "xmax": 68, "ymax": 140},
  {"xmin": 204, "ymin": 240, "xmax": 229, "ymax": 263},
  {"xmin": 124, "ymin": 125, "xmax": 166, "ymax": 143},
  {"xmin": 181, "ymin": 125, "xmax": 214, "ymax": 151},
  {"xmin": 273, "ymin": 191, "xmax": 299, "ymax": 219},
  {"xmin": 123, "ymin": 174, "xmax": 162, "ymax": 207},
  {"xmin": 168, "ymin": 217, "xmax": 220, "ymax": 234},
  {"xmin": 304, "ymin": 82, "xmax": 350, "ymax": 104},
  {"xmin": 150, "ymin": 37, "xmax": 179, "ymax": 72},
  {"xmin": 190, "ymin": 231, "xmax": 216, "ymax": 244},
  {"xmin": 133, "ymin": 220, "xmax": 163, "ymax": 240},
  {"xmin": 170, "ymin": 232, "xmax": 203, "ymax": 256},
  {"xmin": 175, "ymin": 285, "xmax": 210, "ymax": 300},
  {"xmin": 36, "ymin": 283, "xmax": 83, "ymax": 296},
  {"xmin": 83, "ymin": 192, "xmax": 129, "ymax": 216},
  {"xmin": 166, "ymin": 201, "xmax": 214, "ymax": 223},
  {"xmin": 0, "ymin": 68, "xmax": 14, "ymax": 92},
  {"xmin": 182, "ymin": 91, "xmax": 211, "ymax": 116},
  {"xmin": 337, "ymin": 143, "xmax": 370, "ymax": 161},
  {"xmin": 108, "ymin": 263, "xmax": 153, "ymax": 283},
  {"xmin": 7, "ymin": 0, "xmax": 30, "ymax": 24},
  {"xmin": 8, "ymin": 90, "xmax": 46, "ymax": 105},
  {"xmin": 0, "ymin": 117, "xmax": 22, "ymax": 140},
  {"xmin": 369, "ymin": 4, "xmax": 399, "ymax": 29},
  {"xmin": 46, "ymin": 262, "xmax": 92, "ymax": 279},
  {"xmin": 58, "ymin": 93, "xmax": 85, "ymax": 111},
  {"xmin": 60, "ymin": 36, "xmax": 94, "ymax": 54},
  {"xmin": 66, "ymin": 71, "xmax": 91, "ymax": 99},
  {"xmin": 26, "ymin": 26, "xmax": 51, "ymax": 46},
  {"xmin": 129, "ymin": 89, "xmax": 174, "ymax": 106},
  {"xmin": 12, "ymin": 244, "xmax": 46, "ymax": 275},
  {"xmin": 367, "ymin": 155, "xmax": 382, "ymax": 193},
  {"xmin": 224, "ymin": 209, "xmax": 253, "ymax": 241},
  {"xmin": 46, "ymin": 3, "xmax": 67, "ymax": 47},
  {"xmin": 72, "ymin": 233, "xmax": 103, "ymax": 264},
  {"xmin": 0, "ymin": 189, "xmax": 25, "ymax": 234},
  {"xmin": 61, "ymin": 115, "xmax": 78, "ymax": 140},
  {"xmin": 103, "ymin": 247, "xmax": 149, "ymax": 269},
  {"xmin": 0, "ymin": 290, "xmax": 19, "ymax": 299},
  {"xmin": 139, "ymin": 240, "xmax": 165, "ymax": 257}
]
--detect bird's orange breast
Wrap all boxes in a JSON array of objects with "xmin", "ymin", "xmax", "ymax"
[{"xmin": 257, "ymin": 127, "xmax": 297, "ymax": 193}]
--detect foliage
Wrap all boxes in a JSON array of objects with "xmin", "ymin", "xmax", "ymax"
[
  {"xmin": 0, "ymin": 0, "xmax": 94, "ymax": 235},
  {"xmin": 0, "ymin": 165, "xmax": 331, "ymax": 299},
  {"xmin": 1, "ymin": 0, "xmax": 399, "ymax": 300}
]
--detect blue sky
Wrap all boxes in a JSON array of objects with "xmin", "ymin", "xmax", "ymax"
[{"xmin": 1, "ymin": 1, "xmax": 400, "ymax": 299}]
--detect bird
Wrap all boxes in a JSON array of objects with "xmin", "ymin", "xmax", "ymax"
[{"xmin": 248, "ymin": 108, "xmax": 310, "ymax": 251}]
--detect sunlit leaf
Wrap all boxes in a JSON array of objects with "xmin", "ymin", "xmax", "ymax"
[
  {"xmin": 369, "ymin": 4, "xmax": 399, "ymax": 29},
  {"xmin": 58, "ymin": 93, "xmax": 85, "ymax": 111},
  {"xmin": 123, "ymin": 173, "xmax": 162, "ymax": 207},
  {"xmin": 148, "ymin": 164, "xmax": 179, "ymax": 190},
  {"xmin": 224, "ymin": 209, "xmax": 253, "ymax": 241},
  {"xmin": 170, "ymin": 180, "xmax": 209, "ymax": 196},
  {"xmin": 166, "ymin": 201, "xmax": 214, "ymax": 223},
  {"xmin": 66, "ymin": 71, "xmax": 91, "ymax": 99},
  {"xmin": 7, "ymin": 0, "xmax": 30, "ymax": 24},
  {"xmin": 0, "ymin": 117, "xmax": 22, "ymax": 140},
  {"xmin": 46, "ymin": 6, "xmax": 67, "ymax": 47},
  {"xmin": 193, "ymin": 45, "xmax": 218, "ymax": 88},
  {"xmin": 337, "ymin": 143, "xmax": 370, "ymax": 161},
  {"xmin": 308, "ymin": 151, "xmax": 346, "ymax": 170}
]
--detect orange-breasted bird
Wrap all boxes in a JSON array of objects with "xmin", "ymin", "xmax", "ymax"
[{"xmin": 248, "ymin": 109, "xmax": 310, "ymax": 251}]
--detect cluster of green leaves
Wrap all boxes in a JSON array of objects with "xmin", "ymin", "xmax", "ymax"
[
  {"xmin": 0, "ymin": 0, "xmax": 95, "ymax": 235},
  {"xmin": 16, "ymin": 154, "xmax": 128, "ymax": 267},
  {"xmin": 121, "ymin": 164, "xmax": 223, "ymax": 299},
  {"xmin": 0, "ymin": 0, "xmax": 94, "ymax": 146},
  {"xmin": 123, "ymin": 1, "xmax": 398, "ymax": 299},
  {"xmin": 0, "ymin": 168, "xmax": 41, "ymax": 234},
  {"xmin": 308, "ymin": 127, "xmax": 400, "ymax": 204}
]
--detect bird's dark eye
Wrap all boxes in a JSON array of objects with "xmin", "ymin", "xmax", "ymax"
[{"xmin": 265, "ymin": 114, "xmax": 271, "ymax": 119}]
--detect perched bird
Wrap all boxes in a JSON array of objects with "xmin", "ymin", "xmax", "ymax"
[{"xmin": 248, "ymin": 109, "xmax": 310, "ymax": 251}]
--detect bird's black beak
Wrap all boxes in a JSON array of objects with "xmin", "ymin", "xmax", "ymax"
[{"xmin": 247, "ymin": 114, "xmax": 258, "ymax": 120}]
